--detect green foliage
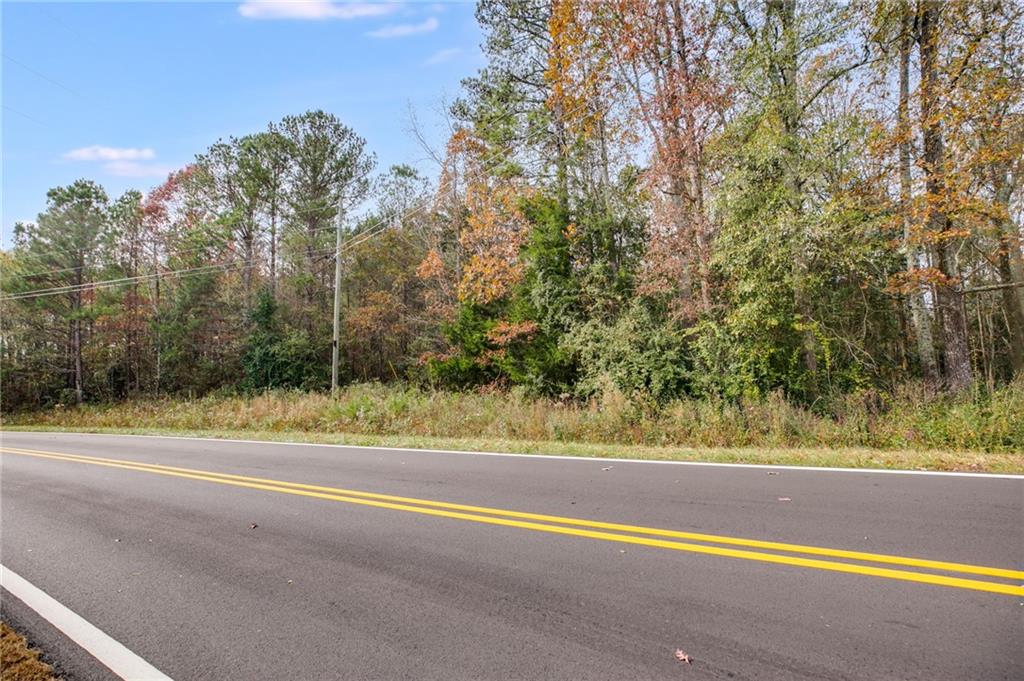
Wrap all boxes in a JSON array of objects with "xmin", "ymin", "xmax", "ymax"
[
  {"xmin": 2, "ymin": 2, "xmax": 1022, "ymax": 432},
  {"xmin": 564, "ymin": 300, "xmax": 690, "ymax": 403},
  {"xmin": 242, "ymin": 289, "xmax": 326, "ymax": 391},
  {"xmin": 421, "ymin": 304, "xmax": 499, "ymax": 389}
]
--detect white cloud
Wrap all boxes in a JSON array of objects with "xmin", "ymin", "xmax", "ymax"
[
  {"xmin": 367, "ymin": 16, "xmax": 437, "ymax": 38},
  {"xmin": 102, "ymin": 160, "xmax": 174, "ymax": 178},
  {"xmin": 424, "ymin": 47, "xmax": 460, "ymax": 65},
  {"xmin": 238, "ymin": 1, "xmax": 398, "ymax": 21},
  {"xmin": 63, "ymin": 145, "xmax": 156, "ymax": 162},
  {"xmin": 62, "ymin": 145, "xmax": 171, "ymax": 178}
]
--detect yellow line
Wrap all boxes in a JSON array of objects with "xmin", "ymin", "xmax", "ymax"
[
  {"xmin": 3, "ymin": 447, "xmax": 1022, "ymax": 597},
  {"xmin": 4, "ymin": 446, "xmax": 1021, "ymax": 581}
]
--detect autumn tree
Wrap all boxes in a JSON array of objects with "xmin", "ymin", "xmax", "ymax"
[{"xmin": 602, "ymin": 0, "xmax": 730, "ymax": 317}]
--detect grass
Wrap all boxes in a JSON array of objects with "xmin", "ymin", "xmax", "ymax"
[
  {"xmin": 4, "ymin": 424, "xmax": 1021, "ymax": 473},
  {"xmin": 0, "ymin": 622, "xmax": 58, "ymax": 681},
  {"xmin": 4, "ymin": 380, "xmax": 1022, "ymax": 473}
]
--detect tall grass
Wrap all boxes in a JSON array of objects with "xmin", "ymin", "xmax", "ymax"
[{"xmin": 7, "ymin": 378, "xmax": 1023, "ymax": 454}]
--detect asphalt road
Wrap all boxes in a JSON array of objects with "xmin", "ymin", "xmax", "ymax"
[{"xmin": 1, "ymin": 431, "xmax": 1021, "ymax": 680}]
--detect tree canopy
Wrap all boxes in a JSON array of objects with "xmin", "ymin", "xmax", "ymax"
[{"xmin": 3, "ymin": 2, "xmax": 1022, "ymax": 411}]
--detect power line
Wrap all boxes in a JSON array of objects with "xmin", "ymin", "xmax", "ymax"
[
  {"xmin": 1, "ymin": 260, "xmax": 250, "ymax": 302},
  {"xmin": 0, "ymin": 235, "xmax": 377, "ymax": 303},
  {"xmin": 4, "ymin": 61, "xmax": 626, "ymax": 301},
  {"xmin": 2, "ymin": 104, "xmax": 49, "ymax": 127},
  {"xmin": 3, "ymin": 52, "xmax": 86, "ymax": 100},
  {"xmin": 0, "ymin": 218, "xmax": 411, "ymax": 303},
  {"xmin": 2, "ymin": 236, "xmax": 242, "ymax": 281}
]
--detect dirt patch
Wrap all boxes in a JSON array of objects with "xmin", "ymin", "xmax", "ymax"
[{"xmin": 1, "ymin": 622, "xmax": 58, "ymax": 681}]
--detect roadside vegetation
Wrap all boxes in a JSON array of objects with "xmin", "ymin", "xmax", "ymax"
[
  {"xmin": 7, "ymin": 380, "xmax": 1022, "ymax": 472},
  {"xmin": 2, "ymin": 3, "xmax": 1022, "ymax": 472},
  {"xmin": 0, "ymin": 622, "xmax": 58, "ymax": 681}
]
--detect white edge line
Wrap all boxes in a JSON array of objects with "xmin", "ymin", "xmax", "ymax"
[
  {"xmin": 0, "ymin": 565, "xmax": 173, "ymax": 681},
  {"xmin": 3, "ymin": 430, "xmax": 1021, "ymax": 479}
]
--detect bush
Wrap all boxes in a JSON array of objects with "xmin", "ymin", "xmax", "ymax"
[{"xmin": 10, "ymin": 378, "xmax": 1023, "ymax": 454}]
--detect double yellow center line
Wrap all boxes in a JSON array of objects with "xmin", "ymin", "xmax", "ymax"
[{"xmin": 3, "ymin": 445, "xmax": 1021, "ymax": 596}]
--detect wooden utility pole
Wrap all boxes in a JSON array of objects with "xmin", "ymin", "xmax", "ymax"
[{"xmin": 331, "ymin": 201, "xmax": 344, "ymax": 394}]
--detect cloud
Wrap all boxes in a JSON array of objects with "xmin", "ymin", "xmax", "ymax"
[
  {"xmin": 424, "ymin": 47, "xmax": 460, "ymax": 65},
  {"xmin": 63, "ymin": 145, "xmax": 156, "ymax": 162},
  {"xmin": 367, "ymin": 16, "xmax": 437, "ymax": 38},
  {"xmin": 102, "ymin": 161, "xmax": 174, "ymax": 178},
  {"xmin": 62, "ymin": 145, "xmax": 171, "ymax": 178},
  {"xmin": 238, "ymin": 1, "xmax": 397, "ymax": 21}
]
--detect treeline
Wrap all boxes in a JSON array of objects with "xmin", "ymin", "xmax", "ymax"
[{"xmin": 2, "ymin": 0, "xmax": 1022, "ymax": 412}]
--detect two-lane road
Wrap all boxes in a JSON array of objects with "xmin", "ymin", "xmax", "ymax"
[{"xmin": 1, "ymin": 432, "xmax": 1021, "ymax": 680}]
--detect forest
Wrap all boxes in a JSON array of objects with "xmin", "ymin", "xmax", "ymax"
[{"xmin": 2, "ymin": 0, "xmax": 1022, "ymax": 433}]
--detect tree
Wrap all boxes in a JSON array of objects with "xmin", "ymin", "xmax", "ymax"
[
  {"xmin": 9, "ymin": 181, "xmax": 112, "ymax": 403},
  {"xmin": 108, "ymin": 189, "xmax": 149, "ymax": 393},
  {"xmin": 917, "ymin": 0, "xmax": 972, "ymax": 389},
  {"xmin": 248, "ymin": 130, "xmax": 290, "ymax": 298},
  {"xmin": 276, "ymin": 110, "xmax": 375, "ymax": 317},
  {"xmin": 602, "ymin": 0, "xmax": 730, "ymax": 316},
  {"xmin": 891, "ymin": 0, "xmax": 940, "ymax": 380}
]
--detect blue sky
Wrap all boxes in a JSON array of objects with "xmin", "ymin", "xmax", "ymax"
[{"xmin": 1, "ymin": 1, "xmax": 483, "ymax": 247}]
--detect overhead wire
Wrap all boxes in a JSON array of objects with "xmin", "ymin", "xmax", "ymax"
[{"xmin": 3, "ymin": 58, "xmax": 635, "ymax": 302}]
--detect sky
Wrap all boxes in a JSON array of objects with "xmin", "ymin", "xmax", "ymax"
[{"xmin": 1, "ymin": 1, "xmax": 483, "ymax": 247}]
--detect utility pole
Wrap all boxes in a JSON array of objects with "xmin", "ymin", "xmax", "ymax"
[{"xmin": 331, "ymin": 200, "xmax": 344, "ymax": 395}]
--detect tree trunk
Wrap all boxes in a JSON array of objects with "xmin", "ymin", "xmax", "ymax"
[
  {"xmin": 993, "ymin": 171, "xmax": 1024, "ymax": 374},
  {"xmin": 898, "ymin": 2, "xmax": 939, "ymax": 382},
  {"xmin": 772, "ymin": 0, "xmax": 819, "ymax": 388},
  {"xmin": 270, "ymin": 199, "xmax": 278, "ymax": 299},
  {"xmin": 671, "ymin": 0, "xmax": 711, "ymax": 314},
  {"xmin": 242, "ymin": 211, "xmax": 256, "ymax": 312},
  {"xmin": 918, "ymin": 1, "xmax": 972, "ymax": 390}
]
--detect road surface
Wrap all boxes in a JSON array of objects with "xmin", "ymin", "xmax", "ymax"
[{"xmin": 1, "ymin": 431, "xmax": 1021, "ymax": 680}]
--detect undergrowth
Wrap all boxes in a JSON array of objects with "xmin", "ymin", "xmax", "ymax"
[{"xmin": 7, "ymin": 379, "xmax": 1022, "ymax": 454}]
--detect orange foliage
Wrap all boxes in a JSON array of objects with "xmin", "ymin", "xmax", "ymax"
[
  {"xmin": 546, "ymin": 0, "xmax": 611, "ymax": 139},
  {"xmin": 436, "ymin": 129, "xmax": 531, "ymax": 306},
  {"xmin": 416, "ymin": 248, "xmax": 446, "ymax": 281},
  {"xmin": 486, "ymin": 320, "xmax": 540, "ymax": 346}
]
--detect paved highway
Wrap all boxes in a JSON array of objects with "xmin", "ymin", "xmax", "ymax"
[{"xmin": 1, "ymin": 432, "xmax": 1021, "ymax": 680}]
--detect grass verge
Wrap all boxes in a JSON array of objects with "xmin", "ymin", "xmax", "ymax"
[
  {"xmin": 0, "ymin": 622, "xmax": 58, "ymax": 681},
  {"xmin": 5, "ymin": 381, "xmax": 1022, "ymax": 473},
  {"xmin": 3, "ymin": 425, "xmax": 1021, "ymax": 474}
]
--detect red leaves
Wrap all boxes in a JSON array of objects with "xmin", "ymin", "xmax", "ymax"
[{"xmin": 486, "ymin": 320, "xmax": 540, "ymax": 346}]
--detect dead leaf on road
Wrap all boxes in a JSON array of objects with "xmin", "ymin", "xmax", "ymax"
[
  {"xmin": 674, "ymin": 649, "xmax": 692, "ymax": 664},
  {"xmin": 601, "ymin": 466, "xmax": 613, "ymax": 471},
  {"xmin": 249, "ymin": 523, "xmax": 259, "ymax": 529},
  {"xmin": 777, "ymin": 497, "xmax": 791, "ymax": 502}
]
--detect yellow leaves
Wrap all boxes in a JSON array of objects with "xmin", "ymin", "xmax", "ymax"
[
  {"xmin": 545, "ymin": 0, "xmax": 610, "ymax": 140},
  {"xmin": 562, "ymin": 221, "xmax": 578, "ymax": 242},
  {"xmin": 458, "ymin": 255, "xmax": 523, "ymax": 305},
  {"xmin": 456, "ymin": 183, "xmax": 528, "ymax": 305}
]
